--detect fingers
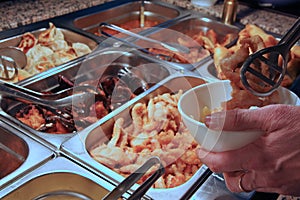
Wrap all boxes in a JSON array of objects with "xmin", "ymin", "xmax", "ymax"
[
  {"xmin": 223, "ymin": 171, "xmax": 252, "ymax": 193},
  {"xmin": 199, "ymin": 104, "xmax": 300, "ymax": 195},
  {"xmin": 197, "ymin": 146, "xmax": 256, "ymax": 173},
  {"xmin": 223, "ymin": 171, "xmax": 278, "ymax": 194},
  {"xmin": 204, "ymin": 106, "xmax": 271, "ymax": 131},
  {"xmin": 223, "ymin": 169, "xmax": 290, "ymax": 194}
]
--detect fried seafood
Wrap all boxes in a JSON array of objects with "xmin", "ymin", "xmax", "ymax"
[
  {"xmin": 147, "ymin": 29, "xmax": 235, "ymax": 64},
  {"xmin": 213, "ymin": 24, "xmax": 299, "ymax": 109},
  {"xmin": 238, "ymin": 24, "xmax": 277, "ymax": 48},
  {"xmin": 5, "ymin": 22, "xmax": 92, "ymax": 82},
  {"xmin": 190, "ymin": 29, "xmax": 236, "ymax": 53},
  {"xmin": 15, "ymin": 104, "xmax": 76, "ymax": 134},
  {"xmin": 90, "ymin": 91, "xmax": 203, "ymax": 189},
  {"xmin": 283, "ymin": 46, "xmax": 300, "ymax": 87}
]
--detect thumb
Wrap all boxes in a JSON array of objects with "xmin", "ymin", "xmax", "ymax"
[{"xmin": 204, "ymin": 106, "xmax": 273, "ymax": 131}]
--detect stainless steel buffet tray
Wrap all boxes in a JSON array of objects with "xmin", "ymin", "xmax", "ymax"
[
  {"xmin": 0, "ymin": 48, "xmax": 176, "ymax": 149},
  {"xmin": 0, "ymin": 119, "xmax": 53, "ymax": 191},
  {"xmin": 193, "ymin": 57, "xmax": 220, "ymax": 81},
  {"xmin": 72, "ymin": 0, "xmax": 186, "ymax": 37},
  {"xmin": 57, "ymin": 0, "xmax": 241, "ymax": 72},
  {"xmin": 61, "ymin": 73, "xmax": 211, "ymax": 199},
  {"xmin": 0, "ymin": 0, "xmax": 262, "ymax": 199},
  {"xmin": 130, "ymin": 14, "xmax": 241, "ymax": 71},
  {"xmin": 163, "ymin": 15, "xmax": 240, "ymax": 42},
  {"xmin": 84, "ymin": 10, "xmax": 241, "ymax": 72},
  {"xmin": 0, "ymin": 156, "xmax": 126, "ymax": 200},
  {"xmin": 0, "ymin": 26, "xmax": 97, "ymax": 50},
  {"xmin": 0, "ymin": 24, "xmax": 98, "ymax": 84}
]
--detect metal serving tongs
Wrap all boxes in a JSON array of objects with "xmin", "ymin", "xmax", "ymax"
[
  {"xmin": 0, "ymin": 81, "xmax": 98, "ymax": 120},
  {"xmin": 99, "ymin": 22, "xmax": 190, "ymax": 54},
  {"xmin": 240, "ymin": 17, "xmax": 300, "ymax": 96},
  {"xmin": 99, "ymin": 23, "xmax": 182, "ymax": 63},
  {"xmin": 103, "ymin": 156, "xmax": 165, "ymax": 200}
]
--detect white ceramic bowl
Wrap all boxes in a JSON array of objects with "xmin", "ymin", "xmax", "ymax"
[{"xmin": 178, "ymin": 80, "xmax": 300, "ymax": 152}]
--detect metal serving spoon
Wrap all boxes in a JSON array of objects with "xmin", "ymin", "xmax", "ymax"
[
  {"xmin": 0, "ymin": 47, "xmax": 27, "ymax": 69},
  {"xmin": 240, "ymin": 17, "xmax": 300, "ymax": 96},
  {"xmin": 99, "ymin": 22, "xmax": 191, "ymax": 54},
  {"xmin": 0, "ymin": 47, "xmax": 27, "ymax": 80}
]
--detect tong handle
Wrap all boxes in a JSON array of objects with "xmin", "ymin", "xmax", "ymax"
[
  {"xmin": 99, "ymin": 24, "xmax": 181, "ymax": 63},
  {"xmin": 103, "ymin": 156, "xmax": 165, "ymax": 200},
  {"xmin": 99, "ymin": 23, "xmax": 148, "ymax": 52},
  {"xmin": 99, "ymin": 22, "xmax": 190, "ymax": 54},
  {"xmin": 0, "ymin": 80, "xmax": 47, "ymax": 105},
  {"xmin": 100, "ymin": 22, "xmax": 162, "ymax": 46},
  {"xmin": 0, "ymin": 81, "xmax": 62, "ymax": 114},
  {"xmin": 179, "ymin": 168, "xmax": 212, "ymax": 200},
  {"xmin": 128, "ymin": 160, "xmax": 164, "ymax": 200},
  {"xmin": 0, "ymin": 80, "xmax": 96, "ymax": 105}
]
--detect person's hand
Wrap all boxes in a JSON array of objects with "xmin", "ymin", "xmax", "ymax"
[{"xmin": 197, "ymin": 104, "xmax": 300, "ymax": 196}]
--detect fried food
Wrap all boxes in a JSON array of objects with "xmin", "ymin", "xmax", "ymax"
[
  {"xmin": 90, "ymin": 91, "xmax": 203, "ymax": 188},
  {"xmin": 238, "ymin": 24, "xmax": 277, "ymax": 47},
  {"xmin": 9, "ymin": 22, "xmax": 92, "ymax": 82},
  {"xmin": 291, "ymin": 45, "xmax": 300, "ymax": 58},
  {"xmin": 213, "ymin": 24, "xmax": 299, "ymax": 109},
  {"xmin": 147, "ymin": 29, "xmax": 235, "ymax": 64},
  {"xmin": 16, "ymin": 105, "xmax": 74, "ymax": 134}
]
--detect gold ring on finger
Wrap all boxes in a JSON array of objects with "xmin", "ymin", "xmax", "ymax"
[{"xmin": 238, "ymin": 173, "xmax": 251, "ymax": 193}]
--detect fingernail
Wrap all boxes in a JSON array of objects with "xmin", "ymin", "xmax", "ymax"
[
  {"xmin": 205, "ymin": 112, "xmax": 225, "ymax": 130},
  {"xmin": 205, "ymin": 114, "xmax": 220, "ymax": 129},
  {"xmin": 197, "ymin": 148, "xmax": 207, "ymax": 159},
  {"xmin": 204, "ymin": 115, "xmax": 211, "ymax": 127}
]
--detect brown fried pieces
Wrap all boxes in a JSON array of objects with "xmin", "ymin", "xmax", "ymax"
[
  {"xmin": 213, "ymin": 24, "xmax": 299, "ymax": 109},
  {"xmin": 148, "ymin": 29, "xmax": 235, "ymax": 64}
]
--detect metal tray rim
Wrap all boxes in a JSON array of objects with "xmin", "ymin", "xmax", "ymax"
[
  {"xmin": 61, "ymin": 73, "xmax": 211, "ymax": 198},
  {"xmin": 0, "ymin": 119, "xmax": 54, "ymax": 190},
  {"xmin": 0, "ymin": 156, "xmax": 124, "ymax": 199}
]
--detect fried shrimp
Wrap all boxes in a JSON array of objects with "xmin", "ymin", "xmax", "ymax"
[
  {"xmin": 89, "ymin": 91, "xmax": 203, "ymax": 188},
  {"xmin": 240, "ymin": 35, "xmax": 266, "ymax": 53},
  {"xmin": 212, "ymin": 24, "xmax": 299, "ymax": 109}
]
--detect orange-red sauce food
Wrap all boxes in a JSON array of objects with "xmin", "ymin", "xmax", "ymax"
[{"xmin": 96, "ymin": 19, "xmax": 159, "ymax": 36}]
